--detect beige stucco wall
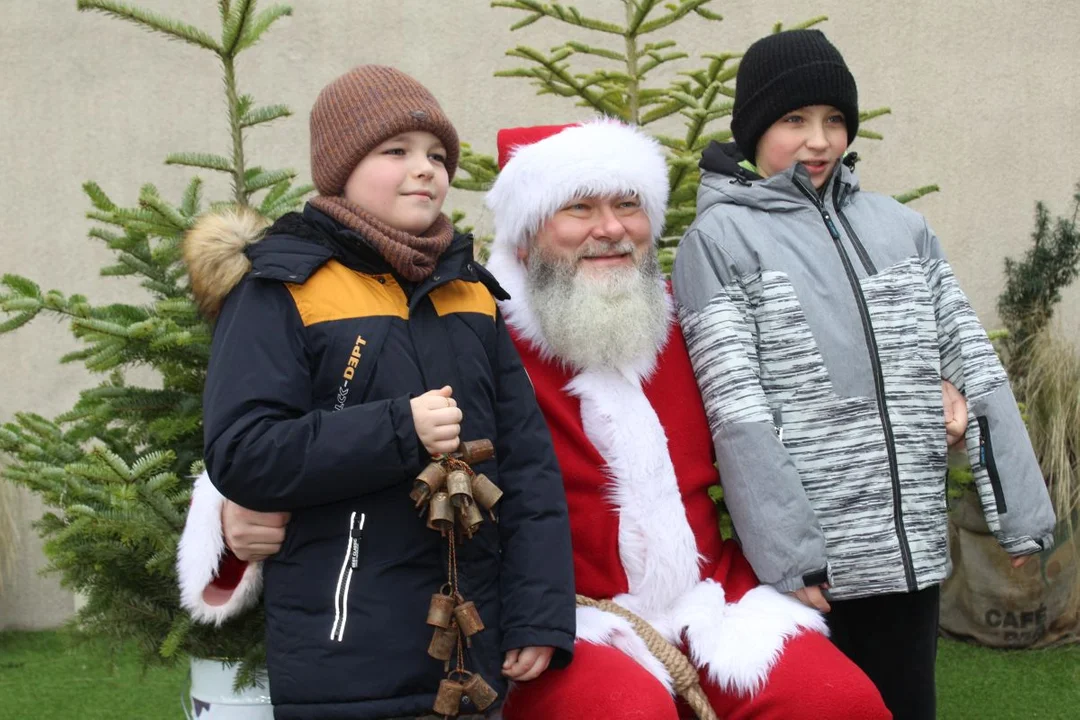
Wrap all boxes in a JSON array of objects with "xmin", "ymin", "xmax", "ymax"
[{"xmin": 1, "ymin": 0, "xmax": 1077, "ymax": 628}]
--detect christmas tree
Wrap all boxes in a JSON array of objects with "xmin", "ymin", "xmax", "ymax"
[{"xmin": 0, "ymin": 0, "xmax": 308, "ymax": 684}]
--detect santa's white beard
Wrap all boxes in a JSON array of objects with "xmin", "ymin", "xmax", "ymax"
[{"xmin": 525, "ymin": 243, "xmax": 669, "ymax": 372}]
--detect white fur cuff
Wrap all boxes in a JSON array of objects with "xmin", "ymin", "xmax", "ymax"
[
  {"xmin": 675, "ymin": 581, "xmax": 829, "ymax": 697},
  {"xmin": 177, "ymin": 470, "xmax": 263, "ymax": 625}
]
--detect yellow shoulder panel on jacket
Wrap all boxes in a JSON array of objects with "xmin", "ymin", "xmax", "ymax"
[
  {"xmin": 285, "ymin": 261, "xmax": 408, "ymax": 326},
  {"xmin": 429, "ymin": 280, "xmax": 496, "ymax": 319}
]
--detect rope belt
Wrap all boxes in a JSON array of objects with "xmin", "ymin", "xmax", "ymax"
[{"xmin": 575, "ymin": 595, "xmax": 719, "ymax": 720}]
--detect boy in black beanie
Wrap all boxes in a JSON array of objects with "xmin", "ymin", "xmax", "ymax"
[{"xmin": 674, "ymin": 29, "xmax": 1055, "ymax": 720}]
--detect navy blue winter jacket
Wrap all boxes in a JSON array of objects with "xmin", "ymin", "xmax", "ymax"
[{"xmin": 197, "ymin": 205, "xmax": 576, "ymax": 719}]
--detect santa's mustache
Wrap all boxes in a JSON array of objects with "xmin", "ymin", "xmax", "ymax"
[{"xmin": 575, "ymin": 240, "xmax": 637, "ymax": 262}]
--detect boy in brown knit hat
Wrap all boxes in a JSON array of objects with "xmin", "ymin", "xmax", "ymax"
[{"xmin": 179, "ymin": 65, "xmax": 575, "ymax": 719}]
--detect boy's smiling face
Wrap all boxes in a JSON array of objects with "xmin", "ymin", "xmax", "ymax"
[
  {"xmin": 343, "ymin": 130, "xmax": 450, "ymax": 233},
  {"xmin": 754, "ymin": 105, "xmax": 849, "ymax": 190}
]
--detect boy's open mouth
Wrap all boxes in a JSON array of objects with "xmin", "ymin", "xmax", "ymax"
[{"xmin": 799, "ymin": 160, "xmax": 831, "ymax": 174}]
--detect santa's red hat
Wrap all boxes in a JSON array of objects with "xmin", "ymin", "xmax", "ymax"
[{"xmin": 484, "ymin": 119, "xmax": 670, "ymax": 255}]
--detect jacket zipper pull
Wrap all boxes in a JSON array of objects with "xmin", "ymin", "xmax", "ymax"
[
  {"xmin": 772, "ymin": 407, "xmax": 784, "ymax": 442},
  {"xmin": 821, "ymin": 210, "xmax": 842, "ymax": 240},
  {"xmin": 350, "ymin": 513, "xmax": 365, "ymax": 570}
]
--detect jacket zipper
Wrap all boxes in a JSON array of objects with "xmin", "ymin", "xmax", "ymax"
[
  {"xmin": 330, "ymin": 511, "xmax": 365, "ymax": 642},
  {"xmin": 833, "ymin": 182, "xmax": 877, "ymax": 275},
  {"xmin": 793, "ymin": 177, "xmax": 918, "ymax": 592}
]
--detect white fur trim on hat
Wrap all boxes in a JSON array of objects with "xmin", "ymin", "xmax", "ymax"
[
  {"xmin": 177, "ymin": 470, "xmax": 263, "ymax": 625},
  {"xmin": 485, "ymin": 119, "xmax": 670, "ymax": 255}
]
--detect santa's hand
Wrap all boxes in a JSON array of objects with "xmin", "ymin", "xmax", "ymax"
[
  {"xmin": 790, "ymin": 584, "xmax": 831, "ymax": 613},
  {"xmin": 221, "ymin": 500, "xmax": 290, "ymax": 562},
  {"xmin": 502, "ymin": 646, "xmax": 554, "ymax": 681},
  {"xmin": 942, "ymin": 380, "xmax": 968, "ymax": 448},
  {"xmin": 411, "ymin": 386, "xmax": 463, "ymax": 456}
]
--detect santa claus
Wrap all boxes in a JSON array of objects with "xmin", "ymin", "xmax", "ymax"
[{"xmin": 179, "ymin": 120, "xmax": 904, "ymax": 718}]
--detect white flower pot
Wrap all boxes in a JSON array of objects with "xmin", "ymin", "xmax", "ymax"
[{"xmin": 184, "ymin": 657, "xmax": 274, "ymax": 719}]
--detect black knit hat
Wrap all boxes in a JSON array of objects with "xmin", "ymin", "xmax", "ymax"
[{"xmin": 731, "ymin": 29, "xmax": 859, "ymax": 162}]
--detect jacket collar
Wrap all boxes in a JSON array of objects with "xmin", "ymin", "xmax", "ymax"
[{"xmin": 696, "ymin": 141, "xmax": 861, "ymax": 214}]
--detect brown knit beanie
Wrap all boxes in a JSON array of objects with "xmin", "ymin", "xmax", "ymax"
[{"xmin": 309, "ymin": 65, "xmax": 460, "ymax": 196}]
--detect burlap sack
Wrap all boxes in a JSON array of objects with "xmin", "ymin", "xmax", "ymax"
[{"xmin": 940, "ymin": 491, "xmax": 1079, "ymax": 647}]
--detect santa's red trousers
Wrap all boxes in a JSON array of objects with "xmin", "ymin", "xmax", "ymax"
[{"xmin": 502, "ymin": 630, "xmax": 891, "ymax": 720}]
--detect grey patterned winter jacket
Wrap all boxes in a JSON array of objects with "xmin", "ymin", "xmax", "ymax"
[{"xmin": 673, "ymin": 142, "xmax": 1056, "ymax": 600}]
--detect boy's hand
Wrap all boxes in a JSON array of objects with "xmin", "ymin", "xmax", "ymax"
[
  {"xmin": 502, "ymin": 646, "xmax": 555, "ymax": 681},
  {"xmin": 221, "ymin": 500, "xmax": 290, "ymax": 562},
  {"xmin": 790, "ymin": 584, "xmax": 831, "ymax": 613},
  {"xmin": 410, "ymin": 386, "xmax": 462, "ymax": 456},
  {"xmin": 942, "ymin": 379, "xmax": 968, "ymax": 448}
]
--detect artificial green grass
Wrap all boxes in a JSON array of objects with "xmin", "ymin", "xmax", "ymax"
[
  {"xmin": 0, "ymin": 630, "xmax": 1077, "ymax": 718},
  {"xmin": 936, "ymin": 637, "xmax": 1080, "ymax": 720},
  {"xmin": 0, "ymin": 629, "xmax": 188, "ymax": 719}
]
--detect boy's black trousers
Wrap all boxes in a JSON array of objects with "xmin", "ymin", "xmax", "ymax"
[{"xmin": 826, "ymin": 584, "xmax": 941, "ymax": 720}]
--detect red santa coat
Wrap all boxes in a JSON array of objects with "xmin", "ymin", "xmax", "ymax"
[
  {"xmin": 508, "ymin": 319, "xmax": 825, "ymax": 695},
  {"xmin": 485, "ymin": 245, "xmax": 825, "ymax": 696}
]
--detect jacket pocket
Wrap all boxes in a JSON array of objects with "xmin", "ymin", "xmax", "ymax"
[
  {"xmin": 329, "ymin": 510, "xmax": 366, "ymax": 642},
  {"xmin": 976, "ymin": 416, "xmax": 1008, "ymax": 514}
]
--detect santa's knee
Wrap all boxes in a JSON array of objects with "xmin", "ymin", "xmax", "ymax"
[
  {"xmin": 501, "ymin": 641, "xmax": 679, "ymax": 720},
  {"xmin": 745, "ymin": 631, "xmax": 891, "ymax": 720}
]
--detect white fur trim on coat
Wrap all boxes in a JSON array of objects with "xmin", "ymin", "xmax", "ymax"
[
  {"xmin": 177, "ymin": 471, "xmax": 263, "ymax": 625},
  {"xmin": 576, "ymin": 605, "xmax": 675, "ymax": 693},
  {"xmin": 674, "ymin": 581, "xmax": 828, "ymax": 696},
  {"xmin": 567, "ymin": 367, "xmax": 829, "ymax": 697},
  {"xmin": 567, "ymin": 369, "xmax": 702, "ymax": 612},
  {"xmin": 485, "ymin": 119, "xmax": 670, "ymax": 255}
]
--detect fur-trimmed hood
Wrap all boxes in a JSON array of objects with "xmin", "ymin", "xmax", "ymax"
[{"xmin": 183, "ymin": 207, "xmax": 269, "ymax": 319}]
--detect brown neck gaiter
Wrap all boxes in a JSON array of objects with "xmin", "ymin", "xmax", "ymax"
[{"xmin": 309, "ymin": 196, "xmax": 455, "ymax": 282}]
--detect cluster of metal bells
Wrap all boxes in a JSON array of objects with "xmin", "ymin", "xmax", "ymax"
[
  {"xmin": 410, "ymin": 441, "xmax": 503, "ymax": 539},
  {"xmin": 433, "ymin": 671, "xmax": 499, "ymax": 715},
  {"xmin": 427, "ymin": 590, "xmax": 497, "ymax": 715}
]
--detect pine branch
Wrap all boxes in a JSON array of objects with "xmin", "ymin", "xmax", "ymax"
[
  {"xmin": 638, "ymin": 50, "xmax": 688, "ymax": 77},
  {"xmin": 626, "ymin": 0, "xmax": 661, "ymax": 35},
  {"xmin": 492, "ymin": 1, "xmax": 625, "ymax": 35},
  {"xmin": 223, "ymin": 56, "xmax": 249, "ymax": 205},
  {"xmin": 220, "ymin": 0, "xmax": 255, "ymax": 55},
  {"xmin": 860, "ymin": 106, "xmax": 891, "ymax": 122},
  {"xmin": 240, "ymin": 104, "xmax": 292, "ymax": 128},
  {"xmin": 180, "ymin": 177, "xmax": 203, "ymax": 218},
  {"xmin": 452, "ymin": 145, "xmax": 500, "ymax": 193},
  {"xmin": 140, "ymin": 189, "xmax": 192, "ymax": 232},
  {"xmin": 164, "ymin": 152, "xmax": 234, "ymax": 173},
  {"xmin": 260, "ymin": 184, "xmax": 314, "ymax": 218},
  {"xmin": 892, "ymin": 184, "xmax": 940, "ymax": 205},
  {"xmin": 638, "ymin": 0, "xmax": 714, "ymax": 35},
  {"xmin": 245, "ymin": 168, "xmax": 297, "ymax": 194},
  {"xmin": 236, "ymin": 5, "xmax": 293, "ymax": 52},
  {"xmin": 783, "ymin": 15, "xmax": 829, "ymax": 32},
  {"xmin": 76, "ymin": 1, "xmax": 221, "ymax": 53},
  {"xmin": 83, "ymin": 182, "xmax": 118, "ymax": 212},
  {"xmin": 500, "ymin": 46, "xmax": 625, "ymax": 117},
  {"xmin": 561, "ymin": 41, "xmax": 625, "ymax": 62}
]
